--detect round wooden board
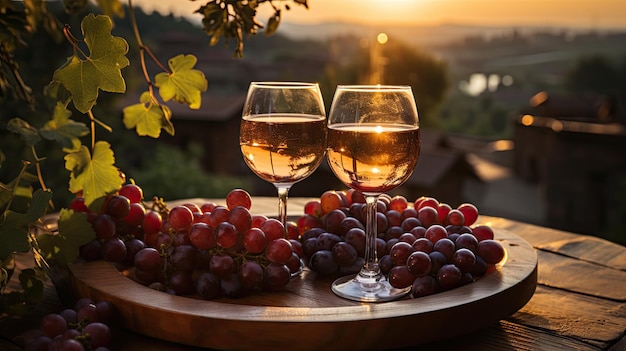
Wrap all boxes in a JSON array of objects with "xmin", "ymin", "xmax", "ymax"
[{"xmin": 68, "ymin": 229, "xmax": 537, "ymax": 351}]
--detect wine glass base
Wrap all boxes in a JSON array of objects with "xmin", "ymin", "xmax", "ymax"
[{"xmin": 331, "ymin": 275, "xmax": 412, "ymax": 302}]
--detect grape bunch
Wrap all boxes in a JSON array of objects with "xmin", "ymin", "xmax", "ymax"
[
  {"xmin": 23, "ymin": 298, "xmax": 115, "ymax": 351},
  {"xmin": 75, "ymin": 186, "xmax": 302, "ymax": 299},
  {"xmin": 296, "ymin": 190, "xmax": 506, "ymax": 298}
]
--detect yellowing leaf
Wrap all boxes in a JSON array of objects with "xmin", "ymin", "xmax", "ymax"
[
  {"xmin": 53, "ymin": 14, "xmax": 129, "ymax": 113},
  {"xmin": 155, "ymin": 54, "xmax": 207, "ymax": 109},
  {"xmin": 40, "ymin": 102, "xmax": 89, "ymax": 151},
  {"xmin": 123, "ymin": 91, "xmax": 175, "ymax": 138},
  {"xmin": 65, "ymin": 141, "xmax": 123, "ymax": 205}
]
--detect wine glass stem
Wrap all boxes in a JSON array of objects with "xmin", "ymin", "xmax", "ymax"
[
  {"xmin": 360, "ymin": 194, "xmax": 382, "ymax": 281},
  {"xmin": 276, "ymin": 184, "xmax": 291, "ymax": 236}
]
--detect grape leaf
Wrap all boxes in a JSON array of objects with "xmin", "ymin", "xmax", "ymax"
[
  {"xmin": 19, "ymin": 268, "xmax": 44, "ymax": 303},
  {"xmin": 40, "ymin": 102, "xmax": 89, "ymax": 151},
  {"xmin": 0, "ymin": 211, "xmax": 30, "ymax": 262},
  {"xmin": 7, "ymin": 118, "xmax": 41, "ymax": 146},
  {"xmin": 65, "ymin": 141, "xmax": 123, "ymax": 206},
  {"xmin": 37, "ymin": 209, "xmax": 94, "ymax": 265},
  {"xmin": 123, "ymin": 91, "xmax": 175, "ymax": 138},
  {"xmin": 53, "ymin": 14, "xmax": 129, "ymax": 113},
  {"xmin": 26, "ymin": 189, "xmax": 52, "ymax": 222},
  {"xmin": 155, "ymin": 54, "xmax": 207, "ymax": 109}
]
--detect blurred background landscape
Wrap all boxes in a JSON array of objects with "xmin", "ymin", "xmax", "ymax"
[{"xmin": 2, "ymin": 1, "xmax": 626, "ymax": 244}]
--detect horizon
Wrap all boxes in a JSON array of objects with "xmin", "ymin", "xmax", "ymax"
[{"xmin": 132, "ymin": 0, "xmax": 626, "ymax": 30}]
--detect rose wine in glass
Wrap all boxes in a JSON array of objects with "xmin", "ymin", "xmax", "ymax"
[
  {"xmin": 240, "ymin": 82, "xmax": 327, "ymax": 232},
  {"xmin": 327, "ymin": 85, "xmax": 420, "ymax": 302}
]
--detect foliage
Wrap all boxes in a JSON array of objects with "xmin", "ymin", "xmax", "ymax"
[{"xmin": 0, "ymin": 0, "xmax": 309, "ymax": 314}]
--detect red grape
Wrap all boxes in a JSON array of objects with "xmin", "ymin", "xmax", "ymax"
[
  {"xmin": 417, "ymin": 206, "xmax": 439, "ymax": 227},
  {"xmin": 457, "ymin": 203, "xmax": 479, "ymax": 226},
  {"xmin": 472, "ymin": 225, "xmax": 495, "ymax": 241},
  {"xmin": 388, "ymin": 195, "xmax": 408, "ymax": 212},
  {"xmin": 320, "ymin": 190, "xmax": 343, "ymax": 214},
  {"xmin": 107, "ymin": 195, "xmax": 131, "ymax": 218},
  {"xmin": 119, "ymin": 183, "xmax": 143, "ymax": 203},
  {"xmin": 215, "ymin": 222, "xmax": 238, "ymax": 249},
  {"xmin": 92, "ymin": 214, "xmax": 116, "ymax": 240},
  {"xmin": 453, "ymin": 248, "xmax": 477, "ymax": 273},
  {"xmin": 226, "ymin": 188, "xmax": 252, "ymax": 210},
  {"xmin": 260, "ymin": 218, "xmax": 285, "ymax": 241},
  {"xmin": 40, "ymin": 313, "xmax": 67, "ymax": 338},
  {"xmin": 424, "ymin": 224, "xmax": 448, "ymax": 244},
  {"xmin": 188, "ymin": 222, "xmax": 216, "ymax": 250},
  {"xmin": 168, "ymin": 206, "xmax": 194, "ymax": 231},
  {"xmin": 142, "ymin": 210, "xmax": 163, "ymax": 236},
  {"xmin": 265, "ymin": 238, "xmax": 294, "ymax": 264},
  {"xmin": 437, "ymin": 264, "xmax": 462, "ymax": 290},
  {"xmin": 134, "ymin": 247, "xmax": 162, "ymax": 272},
  {"xmin": 243, "ymin": 227, "xmax": 267, "ymax": 254},
  {"xmin": 477, "ymin": 239, "xmax": 506, "ymax": 264}
]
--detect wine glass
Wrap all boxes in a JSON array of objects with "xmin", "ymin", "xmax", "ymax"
[
  {"xmin": 239, "ymin": 82, "xmax": 327, "ymax": 233},
  {"xmin": 326, "ymin": 85, "xmax": 420, "ymax": 302}
]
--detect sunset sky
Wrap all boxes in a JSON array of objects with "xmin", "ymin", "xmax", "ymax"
[{"xmin": 132, "ymin": 0, "xmax": 626, "ymax": 29}]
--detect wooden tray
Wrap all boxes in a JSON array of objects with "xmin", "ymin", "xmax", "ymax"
[{"xmin": 68, "ymin": 228, "xmax": 537, "ymax": 351}]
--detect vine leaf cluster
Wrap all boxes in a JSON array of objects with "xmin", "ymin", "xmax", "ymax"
[{"xmin": 0, "ymin": 0, "xmax": 310, "ymax": 315}]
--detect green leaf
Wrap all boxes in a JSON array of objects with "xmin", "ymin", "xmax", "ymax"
[
  {"xmin": 95, "ymin": 0, "xmax": 125, "ymax": 18},
  {"xmin": 0, "ymin": 211, "xmax": 31, "ymax": 262},
  {"xmin": 27, "ymin": 189, "xmax": 52, "ymax": 222},
  {"xmin": 40, "ymin": 102, "xmax": 89, "ymax": 151},
  {"xmin": 19, "ymin": 268, "xmax": 44, "ymax": 303},
  {"xmin": 122, "ymin": 91, "xmax": 174, "ymax": 138},
  {"xmin": 155, "ymin": 54, "xmax": 207, "ymax": 109},
  {"xmin": 37, "ymin": 209, "xmax": 94, "ymax": 265},
  {"xmin": 53, "ymin": 14, "xmax": 129, "ymax": 113},
  {"xmin": 7, "ymin": 118, "xmax": 41, "ymax": 146},
  {"xmin": 64, "ymin": 141, "xmax": 123, "ymax": 206}
]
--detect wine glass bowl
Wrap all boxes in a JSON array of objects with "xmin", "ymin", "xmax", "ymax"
[
  {"xmin": 239, "ymin": 82, "xmax": 327, "ymax": 231},
  {"xmin": 326, "ymin": 85, "xmax": 420, "ymax": 302}
]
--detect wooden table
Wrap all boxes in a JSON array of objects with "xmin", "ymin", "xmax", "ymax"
[{"xmin": 2, "ymin": 197, "xmax": 626, "ymax": 350}]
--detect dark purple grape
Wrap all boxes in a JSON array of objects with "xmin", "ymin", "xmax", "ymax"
[
  {"xmin": 379, "ymin": 255, "xmax": 393, "ymax": 275},
  {"xmin": 437, "ymin": 264, "xmax": 462, "ymax": 290},
  {"xmin": 433, "ymin": 238, "xmax": 456, "ymax": 262},
  {"xmin": 471, "ymin": 256, "xmax": 488, "ymax": 277},
  {"xmin": 134, "ymin": 247, "xmax": 161, "ymax": 272},
  {"xmin": 169, "ymin": 270, "xmax": 194, "ymax": 295},
  {"xmin": 123, "ymin": 238, "xmax": 146, "ymax": 266},
  {"xmin": 428, "ymin": 251, "xmax": 447, "ymax": 275},
  {"xmin": 412, "ymin": 237, "xmax": 433, "ymax": 254},
  {"xmin": 79, "ymin": 239, "xmax": 102, "ymax": 261},
  {"xmin": 308, "ymin": 250, "xmax": 338, "ymax": 276},
  {"xmin": 389, "ymin": 241, "xmax": 414, "ymax": 266},
  {"xmin": 316, "ymin": 232, "xmax": 342, "ymax": 251},
  {"xmin": 82, "ymin": 322, "xmax": 111, "ymax": 349},
  {"xmin": 92, "ymin": 214, "xmax": 116, "ymax": 240},
  {"xmin": 406, "ymin": 251, "xmax": 432, "ymax": 276},
  {"xmin": 452, "ymin": 248, "xmax": 477, "ymax": 273},
  {"xmin": 344, "ymin": 228, "xmax": 366, "ymax": 257},
  {"xmin": 238, "ymin": 261, "xmax": 264, "ymax": 290},
  {"xmin": 264, "ymin": 263, "xmax": 291, "ymax": 288},
  {"xmin": 412, "ymin": 275, "xmax": 440, "ymax": 298},
  {"xmin": 332, "ymin": 241, "xmax": 358, "ymax": 266},
  {"xmin": 107, "ymin": 195, "xmax": 131, "ymax": 218},
  {"xmin": 169, "ymin": 245, "xmax": 198, "ymax": 272},
  {"xmin": 220, "ymin": 273, "xmax": 245, "ymax": 298},
  {"xmin": 196, "ymin": 272, "xmax": 221, "ymax": 299},
  {"xmin": 209, "ymin": 253, "xmax": 235, "ymax": 278},
  {"xmin": 101, "ymin": 237, "xmax": 127, "ymax": 263},
  {"xmin": 388, "ymin": 265, "xmax": 415, "ymax": 289},
  {"xmin": 40, "ymin": 313, "xmax": 67, "ymax": 338},
  {"xmin": 455, "ymin": 233, "xmax": 479, "ymax": 253}
]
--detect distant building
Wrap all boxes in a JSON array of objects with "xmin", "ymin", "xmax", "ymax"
[{"xmin": 514, "ymin": 91, "xmax": 626, "ymax": 238}]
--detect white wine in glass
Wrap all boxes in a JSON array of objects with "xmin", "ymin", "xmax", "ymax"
[
  {"xmin": 240, "ymin": 82, "xmax": 327, "ymax": 231},
  {"xmin": 327, "ymin": 85, "xmax": 420, "ymax": 302}
]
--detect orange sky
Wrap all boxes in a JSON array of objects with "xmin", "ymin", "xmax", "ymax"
[{"xmin": 132, "ymin": 0, "xmax": 626, "ymax": 29}]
